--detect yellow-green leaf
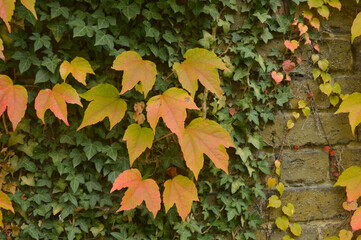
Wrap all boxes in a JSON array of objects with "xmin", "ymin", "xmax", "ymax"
[
  {"xmin": 0, "ymin": 0, "xmax": 15, "ymax": 32},
  {"xmin": 268, "ymin": 195, "xmax": 281, "ymax": 208},
  {"xmin": 112, "ymin": 51, "xmax": 157, "ymax": 98},
  {"xmin": 275, "ymin": 216, "xmax": 289, "ymax": 231},
  {"xmin": 282, "ymin": 203, "xmax": 294, "ymax": 217},
  {"xmin": 267, "ymin": 178, "xmax": 276, "ymax": 189},
  {"xmin": 333, "ymin": 82, "xmax": 341, "ymax": 94},
  {"xmin": 298, "ymin": 100, "xmax": 306, "ymax": 109},
  {"xmin": 173, "ymin": 48, "xmax": 227, "ymax": 98},
  {"xmin": 0, "ymin": 190, "xmax": 14, "ymax": 213},
  {"xmin": 60, "ymin": 57, "xmax": 95, "ymax": 85},
  {"xmin": 318, "ymin": 59, "xmax": 329, "ymax": 71},
  {"xmin": 335, "ymin": 92, "xmax": 361, "ymax": 134},
  {"xmin": 292, "ymin": 112, "xmax": 300, "ymax": 120},
  {"xmin": 313, "ymin": 68, "xmax": 321, "ymax": 80},
  {"xmin": 320, "ymin": 83, "xmax": 333, "ymax": 96},
  {"xmin": 277, "ymin": 182, "xmax": 285, "ymax": 197},
  {"xmin": 329, "ymin": 95, "xmax": 340, "ymax": 106},
  {"xmin": 78, "ymin": 84, "xmax": 127, "ymax": 130},
  {"xmin": 308, "ymin": 0, "xmax": 324, "ymax": 8},
  {"xmin": 317, "ymin": 5, "xmax": 330, "ymax": 19},
  {"xmin": 302, "ymin": 107, "xmax": 311, "ymax": 117},
  {"xmin": 324, "ymin": 237, "xmax": 339, "ymax": 240},
  {"xmin": 282, "ymin": 235, "xmax": 294, "ymax": 240},
  {"xmin": 290, "ymin": 223, "xmax": 302, "ymax": 236},
  {"xmin": 312, "ymin": 54, "xmax": 320, "ymax": 64},
  {"xmin": 327, "ymin": 0, "xmax": 342, "ymax": 10},
  {"xmin": 334, "ymin": 166, "xmax": 361, "ymax": 202},
  {"xmin": 339, "ymin": 229, "xmax": 353, "ymax": 240},
  {"xmin": 321, "ymin": 72, "xmax": 331, "ymax": 83},
  {"xmin": 123, "ymin": 124, "xmax": 154, "ymax": 166},
  {"xmin": 351, "ymin": 12, "xmax": 361, "ymax": 43},
  {"xmin": 20, "ymin": 0, "xmax": 37, "ymax": 19},
  {"xmin": 287, "ymin": 120, "xmax": 294, "ymax": 129}
]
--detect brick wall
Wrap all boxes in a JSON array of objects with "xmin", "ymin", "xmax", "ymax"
[{"xmin": 256, "ymin": 1, "xmax": 361, "ymax": 239}]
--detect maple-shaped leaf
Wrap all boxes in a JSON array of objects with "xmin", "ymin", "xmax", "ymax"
[
  {"xmin": 123, "ymin": 124, "xmax": 154, "ymax": 166},
  {"xmin": 173, "ymin": 48, "xmax": 227, "ymax": 98},
  {"xmin": 179, "ymin": 118, "xmax": 235, "ymax": 179},
  {"xmin": 60, "ymin": 57, "xmax": 95, "ymax": 85},
  {"xmin": 0, "ymin": 38, "xmax": 5, "ymax": 61},
  {"xmin": 0, "ymin": 190, "xmax": 14, "ymax": 213},
  {"xmin": 20, "ymin": 0, "xmax": 37, "ymax": 19},
  {"xmin": 35, "ymin": 83, "xmax": 82, "ymax": 126},
  {"xmin": 0, "ymin": 75, "xmax": 27, "ymax": 131},
  {"xmin": 351, "ymin": 207, "xmax": 361, "ymax": 231},
  {"xmin": 163, "ymin": 175, "xmax": 199, "ymax": 221},
  {"xmin": 146, "ymin": 88, "xmax": 198, "ymax": 138},
  {"xmin": 335, "ymin": 92, "xmax": 361, "ymax": 135},
  {"xmin": 111, "ymin": 169, "xmax": 160, "ymax": 218},
  {"xmin": 0, "ymin": 0, "xmax": 15, "ymax": 32},
  {"xmin": 334, "ymin": 166, "xmax": 361, "ymax": 202},
  {"xmin": 112, "ymin": 51, "xmax": 157, "ymax": 98},
  {"xmin": 78, "ymin": 84, "xmax": 127, "ymax": 130}
]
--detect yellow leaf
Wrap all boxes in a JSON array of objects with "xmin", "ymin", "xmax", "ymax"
[
  {"xmin": 290, "ymin": 223, "xmax": 302, "ymax": 236},
  {"xmin": 268, "ymin": 195, "xmax": 281, "ymax": 208},
  {"xmin": 351, "ymin": 12, "xmax": 361, "ymax": 43},
  {"xmin": 335, "ymin": 93, "xmax": 361, "ymax": 135},
  {"xmin": 267, "ymin": 178, "xmax": 276, "ymax": 189},
  {"xmin": 282, "ymin": 203, "xmax": 294, "ymax": 217},
  {"xmin": 277, "ymin": 182, "xmax": 285, "ymax": 197},
  {"xmin": 275, "ymin": 216, "xmax": 289, "ymax": 231},
  {"xmin": 60, "ymin": 57, "xmax": 95, "ymax": 85}
]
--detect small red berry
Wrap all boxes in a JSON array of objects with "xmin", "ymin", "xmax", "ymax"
[
  {"xmin": 332, "ymin": 171, "xmax": 340, "ymax": 178},
  {"xmin": 329, "ymin": 150, "xmax": 335, "ymax": 156},
  {"xmin": 308, "ymin": 92, "xmax": 314, "ymax": 98},
  {"xmin": 324, "ymin": 146, "xmax": 330, "ymax": 152},
  {"xmin": 294, "ymin": 145, "xmax": 300, "ymax": 150},
  {"xmin": 265, "ymin": 89, "xmax": 268, "ymax": 94}
]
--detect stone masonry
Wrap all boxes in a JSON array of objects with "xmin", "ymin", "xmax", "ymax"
[{"xmin": 256, "ymin": 1, "xmax": 361, "ymax": 239}]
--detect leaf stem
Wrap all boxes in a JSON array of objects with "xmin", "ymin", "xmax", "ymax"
[
  {"xmin": 154, "ymin": 132, "xmax": 174, "ymax": 143},
  {"xmin": 163, "ymin": 70, "xmax": 176, "ymax": 81},
  {"xmin": 202, "ymin": 88, "xmax": 208, "ymax": 119},
  {"xmin": 2, "ymin": 115, "xmax": 8, "ymax": 134}
]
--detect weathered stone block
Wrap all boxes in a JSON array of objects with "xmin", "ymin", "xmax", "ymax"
[
  {"xmin": 269, "ymin": 186, "xmax": 346, "ymax": 221},
  {"xmin": 261, "ymin": 111, "xmax": 355, "ymax": 147},
  {"xmin": 279, "ymin": 149, "xmax": 329, "ymax": 186},
  {"xmin": 335, "ymin": 142, "xmax": 361, "ymax": 169},
  {"xmin": 318, "ymin": 220, "xmax": 349, "ymax": 239},
  {"xmin": 335, "ymin": 74, "xmax": 361, "ymax": 94}
]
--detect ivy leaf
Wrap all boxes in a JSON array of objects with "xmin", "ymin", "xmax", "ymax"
[
  {"xmin": 317, "ymin": 5, "xmax": 330, "ymax": 19},
  {"xmin": 163, "ymin": 175, "xmax": 199, "ymax": 221},
  {"xmin": 0, "ymin": 75, "xmax": 28, "ymax": 130},
  {"xmin": 290, "ymin": 223, "xmax": 302, "ymax": 236},
  {"xmin": 307, "ymin": 0, "xmax": 324, "ymax": 8},
  {"xmin": 0, "ymin": 0, "xmax": 15, "ymax": 32},
  {"xmin": 275, "ymin": 216, "xmax": 289, "ymax": 232},
  {"xmin": 112, "ymin": 51, "xmax": 157, "ymax": 98},
  {"xmin": 0, "ymin": 190, "xmax": 14, "ymax": 213},
  {"xmin": 351, "ymin": 207, "xmax": 361, "ymax": 231},
  {"xmin": 339, "ymin": 230, "xmax": 353, "ymax": 240},
  {"xmin": 110, "ymin": 169, "xmax": 160, "ymax": 218},
  {"xmin": 267, "ymin": 195, "xmax": 281, "ymax": 208},
  {"xmin": 146, "ymin": 88, "xmax": 198, "ymax": 138},
  {"xmin": 179, "ymin": 118, "xmax": 235, "ymax": 179},
  {"xmin": 35, "ymin": 83, "xmax": 82, "ymax": 126},
  {"xmin": 20, "ymin": 0, "xmax": 37, "ymax": 19},
  {"xmin": 282, "ymin": 203, "xmax": 294, "ymax": 217},
  {"xmin": 335, "ymin": 93, "xmax": 361, "ymax": 135},
  {"xmin": 123, "ymin": 124, "xmax": 154, "ymax": 166},
  {"xmin": 334, "ymin": 166, "xmax": 361, "ymax": 202},
  {"xmin": 60, "ymin": 57, "xmax": 95, "ymax": 85},
  {"xmin": 327, "ymin": 0, "xmax": 341, "ymax": 10},
  {"xmin": 173, "ymin": 48, "xmax": 227, "ymax": 98},
  {"xmin": 351, "ymin": 12, "xmax": 361, "ymax": 43},
  {"xmin": 78, "ymin": 84, "xmax": 127, "ymax": 130}
]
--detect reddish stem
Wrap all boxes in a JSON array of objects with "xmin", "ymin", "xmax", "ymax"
[{"xmin": 163, "ymin": 70, "xmax": 176, "ymax": 81}]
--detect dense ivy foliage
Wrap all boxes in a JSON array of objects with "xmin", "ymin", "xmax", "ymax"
[{"xmin": 0, "ymin": 0, "xmax": 302, "ymax": 239}]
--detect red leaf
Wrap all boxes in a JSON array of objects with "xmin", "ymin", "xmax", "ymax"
[
  {"xmin": 179, "ymin": 118, "xmax": 235, "ymax": 179},
  {"xmin": 285, "ymin": 74, "xmax": 291, "ymax": 81},
  {"xmin": 272, "ymin": 71, "xmax": 283, "ymax": 84},
  {"xmin": 0, "ymin": 75, "xmax": 28, "ymax": 130},
  {"xmin": 111, "ymin": 169, "xmax": 161, "ymax": 218},
  {"xmin": 146, "ymin": 88, "xmax": 198, "ymax": 139},
  {"xmin": 112, "ymin": 51, "xmax": 157, "ymax": 98},
  {"xmin": 163, "ymin": 175, "xmax": 199, "ymax": 221},
  {"xmin": 282, "ymin": 60, "xmax": 295, "ymax": 72},
  {"xmin": 35, "ymin": 83, "xmax": 82, "ymax": 126},
  {"xmin": 284, "ymin": 40, "xmax": 299, "ymax": 53},
  {"xmin": 229, "ymin": 107, "xmax": 237, "ymax": 116}
]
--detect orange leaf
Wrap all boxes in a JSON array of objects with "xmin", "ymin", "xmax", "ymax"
[
  {"xmin": 78, "ymin": 84, "xmax": 127, "ymax": 130},
  {"xmin": 334, "ymin": 166, "xmax": 361, "ymax": 202},
  {"xmin": 272, "ymin": 71, "xmax": 283, "ymax": 84},
  {"xmin": 112, "ymin": 51, "xmax": 157, "ymax": 98},
  {"xmin": 123, "ymin": 124, "xmax": 154, "ymax": 166},
  {"xmin": 351, "ymin": 207, "xmax": 361, "ymax": 231},
  {"xmin": 343, "ymin": 201, "xmax": 358, "ymax": 211},
  {"xmin": 163, "ymin": 175, "xmax": 199, "ymax": 221},
  {"xmin": 60, "ymin": 57, "xmax": 95, "ymax": 85},
  {"xmin": 0, "ymin": 0, "xmax": 15, "ymax": 32},
  {"xmin": 0, "ymin": 38, "xmax": 5, "ymax": 61},
  {"xmin": 173, "ymin": 48, "xmax": 227, "ymax": 98},
  {"xmin": 20, "ymin": 0, "xmax": 37, "ymax": 19},
  {"xmin": 35, "ymin": 83, "xmax": 82, "ymax": 126},
  {"xmin": 284, "ymin": 40, "xmax": 299, "ymax": 53},
  {"xmin": 298, "ymin": 23, "xmax": 308, "ymax": 36},
  {"xmin": 0, "ymin": 75, "xmax": 28, "ymax": 131},
  {"xmin": 111, "ymin": 169, "xmax": 160, "ymax": 218},
  {"xmin": 0, "ymin": 190, "xmax": 14, "ymax": 213},
  {"xmin": 146, "ymin": 88, "xmax": 198, "ymax": 139},
  {"xmin": 310, "ymin": 18, "xmax": 320, "ymax": 30},
  {"xmin": 335, "ymin": 93, "xmax": 361, "ymax": 135},
  {"xmin": 179, "ymin": 118, "xmax": 235, "ymax": 179}
]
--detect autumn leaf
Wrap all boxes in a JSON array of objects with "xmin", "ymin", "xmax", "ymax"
[
  {"xmin": 0, "ymin": 75, "xmax": 28, "ymax": 131},
  {"xmin": 284, "ymin": 40, "xmax": 299, "ymax": 53},
  {"xmin": 334, "ymin": 166, "xmax": 361, "ymax": 202},
  {"xmin": 327, "ymin": 0, "xmax": 341, "ymax": 10},
  {"xmin": 272, "ymin": 71, "xmax": 283, "ymax": 84},
  {"xmin": 352, "ymin": 12, "xmax": 361, "ymax": 43},
  {"xmin": 60, "ymin": 57, "xmax": 95, "ymax": 85},
  {"xmin": 179, "ymin": 118, "xmax": 235, "ymax": 179},
  {"xmin": 339, "ymin": 229, "xmax": 353, "ymax": 240},
  {"xmin": 173, "ymin": 48, "xmax": 227, "ymax": 98},
  {"xmin": 0, "ymin": 0, "xmax": 15, "ymax": 32},
  {"xmin": 267, "ymin": 195, "xmax": 281, "ymax": 208},
  {"xmin": 0, "ymin": 190, "xmax": 14, "ymax": 213},
  {"xmin": 20, "ymin": 0, "xmax": 37, "ymax": 19},
  {"xmin": 0, "ymin": 211, "xmax": 3, "ymax": 228},
  {"xmin": 267, "ymin": 178, "xmax": 276, "ymax": 189},
  {"xmin": 282, "ymin": 203, "xmax": 294, "ymax": 217},
  {"xmin": 78, "ymin": 84, "xmax": 127, "ymax": 130},
  {"xmin": 35, "ymin": 83, "xmax": 82, "ymax": 126},
  {"xmin": 112, "ymin": 51, "xmax": 157, "ymax": 98},
  {"xmin": 290, "ymin": 223, "xmax": 302, "ymax": 236},
  {"xmin": 275, "ymin": 216, "xmax": 289, "ymax": 231},
  {"xmin": 307, "ymin": 0, "xmax": 324, "ymax": 8},
  {"xmin": 335, "ymin": 92, "xmax": 361, "ymax": 135},
  {"xmin": 146, "ymin": 88, "xmax": 198, "ymax": 138},
  {"xmin": 163, "ymin": 175, "xmax": 199, "ymax": 221},
  {"xmin": 351, "ymin": 207, "xmax": 361, "ymax": 231},
  {"xmin": 343, "ymin": 201, "xmax": 358, "ymax": 211},
  {"xmin": 298, "ymin": 23, "xmax": 308, "ymax": 36},
  {"xmin": 111, "ymin": 169, "xmax": 161, "ymax": 218},
  {"xmin": 317, "ymin": 5, "xmax": 330, "ymax": 19},
  {"xmin": 0, "ymin": 38, "xmax": 5, "ymax": 61},
  {"xmin": 310, "ymin": 17, "xmax": 320, "ymax": 30},
  {"xmin": 123, "ymin": 124, "xmax": 154, "ymax": 166},
  {"xmin": 282, "ymin": 60, "xmax": 295, "ymax": 73}
]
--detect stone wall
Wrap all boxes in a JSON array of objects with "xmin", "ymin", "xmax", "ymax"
[{"xmin": 256, "ymin": 1, "xmax": 361, "ymax": 239}]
